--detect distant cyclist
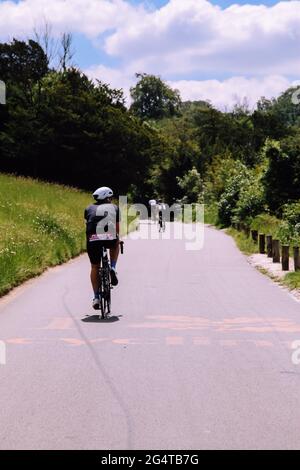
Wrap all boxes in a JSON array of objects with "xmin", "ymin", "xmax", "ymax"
[
  {"xmin": 84, "ymin": 187, "xmax": 120, "ymax": 310},
  {"xmin": 157, "ymin": 199, "xmax": 167, "ymax": 232},
  {"xmin": 148, "ymin": 198, "xmax": 157, "ymax": 223}
]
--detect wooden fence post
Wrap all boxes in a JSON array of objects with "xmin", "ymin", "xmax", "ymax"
[
  {"xmin": 259, "ymin": 234, "xmax": 265, "ymax": 254},
  {"xmin": 266, "ymin": 235, "xmax": 273, "ymax": 258},
  {"xmin": 293, "ymin": 247, "xmax": 300, "ymax": 272},
  {"xmin": 282, "ymin": 245, "xmax": 290, "ymax": 271},
  {"xmin": 272, "ymin": 239, "xmax": 280, "ymax": 263},
  {"xmin": 251, "ymin": 230, "xmax": 258, "ymax": 242}
]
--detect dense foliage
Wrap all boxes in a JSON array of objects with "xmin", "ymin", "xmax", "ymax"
[
  {"xmin": 0, "ymin": 40, "xmax": 174, "ymax": 202},
  {"xmin": 1, "ymin": 36, "xmax": 300, "ymax": 233}
]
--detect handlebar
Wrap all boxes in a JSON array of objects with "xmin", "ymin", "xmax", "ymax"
[{"xmin": 120, "ymin": 240, "xmax": 124, "ymax": 254}]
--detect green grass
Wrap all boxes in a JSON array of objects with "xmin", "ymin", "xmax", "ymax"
[
  {"xmin": 226, "ymin": 227, "xmax": 258, "ymax": 256},
  {"xmin": 282, "ymin": 272, "xmax": 300, "ymax": 290},
  {"xmin": 0, "ymin": 174, "xmax": 91, "ymax": 296},
  {"xmin": 0, "ymin": 173, "xmax": 135, "ymax": 296}
]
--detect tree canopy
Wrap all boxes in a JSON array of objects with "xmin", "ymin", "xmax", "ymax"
[{"xmin": 130, "ymin": 73, "xmax": 181, "ymax": 120}]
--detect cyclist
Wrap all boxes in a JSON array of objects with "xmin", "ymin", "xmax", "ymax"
[
  {"xmin": 84, "ymin": 187, "xmax": 120, "ymax": 310},
  {"xmin": 148, "ymin": 198, "xmax": 157, "ymax": 223},
  {"xmin": 157, "ymin": 199, "xmax": 167, "ymax": 232}
]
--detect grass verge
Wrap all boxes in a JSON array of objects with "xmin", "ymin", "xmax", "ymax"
[
  {"xmin": 0, "ymin": 174, "xmax": 91, "ymax": 296},
  {"xmin": 282, "ymin": 272, "xmax": 300, "ymax": 290},
  {"xmin": 226, "ymin": 225, "xmax": 300, "ymax": 290},
  {"xmin": 226, "ymin": 227, "xmax": 258, "ymax": 256}
]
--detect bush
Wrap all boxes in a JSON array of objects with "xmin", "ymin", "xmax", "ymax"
[
  {"xmin": 282, "ymin": 201, "xmax": 300, "ymax": 226},
  {"xmin": 176, "ymin": 166, "xmax": 203, "ymax": 204},
  {"xmin": 249, "ymin": 203, "xmax": 300, "ymax": 245},
  {"xmin": 233, "ymin": 174, "xmax": 265, "ymax": 224},
  {"xmin": 250, "ymin": 213, "xmax": 281, "ymax": 236},
  {"xmin": 204, "ymin": 154, "xmax": 238, "ymax": 203},
  {"xmin": 217, "ymin": 163, "xmax": 249, "ymax": 226},
  {"xmin": 281, "ymin": 202, "xmax": 300, "ymax": 245}
]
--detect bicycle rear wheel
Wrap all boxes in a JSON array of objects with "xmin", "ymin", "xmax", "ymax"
[
  {"xmin": 100, "ymin": 262, "xmax": 111, "ymax": 319},
  {"xmin": 100, "ymin": 295, "xmax": 106, "ymax": 319}
]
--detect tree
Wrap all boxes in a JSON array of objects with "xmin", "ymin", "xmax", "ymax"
[
  {"xmin": 262, "ymin": 136, "xmax": 300, "ymax": 214},
  {"xmin": 34, "ymin": 21, "xmax": 59, "ymax": 66},
  {"xmin": 130, "ymin": 73, "xmax": 181, "ymax": 120},
  {"xmin": 0, "ymin": 57, "xmax": 172, "ymax": 197},
  {"xmin": 217, "ymin": 163, "xmax": 249, "ymax": 226},
  {"xmin": 192, "ymin": 105, "xmax": 258, "ymax": 168},
  {"xmin": 270, "ymin": 87, "xmax": 300, "ymax": 126},
  {"xmin": 251, "ymin": 96, "xmax": 291, "ymax": 150},
  {"xmin": 59, "ymin": 33, "xmax": 75, "ymax": 71},
  {"xmin": 176, "ymin": 167, "xmax": 203, "ymax": 204},
  {"xmin": 233, "ymin": 168, "xmax": 265, "ymax": 223},
  {"xmin": 0, "ymin": 39, "xmax": 49, "ymax": 101}
]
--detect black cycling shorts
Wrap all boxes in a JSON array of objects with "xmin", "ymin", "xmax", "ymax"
[{"xmin": 87, "ymin": 239, "xmax": 118, "ymax": 265}]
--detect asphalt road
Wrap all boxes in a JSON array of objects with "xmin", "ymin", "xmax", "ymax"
[{"xmin": 1, "ymin": 222, "xmax": 300, "ymax": 450}]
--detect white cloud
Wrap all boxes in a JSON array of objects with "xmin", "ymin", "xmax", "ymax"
[
  {"xmin": 84, "ymin": 67, "xmax": 295, "ymax": 109},
  {"xmin": 169, "ymin": 75, "xmax": 294, "ymax": 110},
  {"xmin": 105, "ymin": 0, "xmax": 300, "ymax": 77},
  {"xmin": 85, "ymin": 64, "xmax": 135, "ymax": 98},
  {"xmin": 2, "ymin": 0, "xmax": 300, "ymax": 76},
  {"xmin": 0, "ymin": 0, "xmax": 143, "ymax": 39}
]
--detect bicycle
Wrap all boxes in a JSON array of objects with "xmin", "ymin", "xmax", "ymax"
[{"xmin": 98, "ymin": 240, "xmax": 124, "ymax": 319}]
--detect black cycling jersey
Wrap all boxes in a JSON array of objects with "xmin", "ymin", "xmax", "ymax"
[{"xmin": 84, "ymin": 202, "xmax": 120, "ymax": 242}]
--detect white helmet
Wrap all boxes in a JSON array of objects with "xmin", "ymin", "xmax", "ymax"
[{"xmin": 93, "ymin": 186, "xmax": 114, "ymax": 201}]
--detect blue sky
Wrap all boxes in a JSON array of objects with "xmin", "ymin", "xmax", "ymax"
[
  {"xmin": 0, "ymin": 0, "xmax": 299, "ymax": 108},
  {"xmin": 128, "ymin": 0, "xmax": 280, "ymax": 7}
]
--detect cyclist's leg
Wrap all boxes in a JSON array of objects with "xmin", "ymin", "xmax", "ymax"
[
  {"xmin": 109, "ymin": 239, "xmax": 120, "ymax": 266},
  {"xmin": 87, "ymin": 241, "xmax": 102, "ymax": 301},
  {"xmin": 109, "ymin": 240, "xmax": 120, "ymax": 286},
  {"xmin": 90, "ymin": 263, "xmax": 100, "ymax": 295},
  {"xmin": 158, "ymin": 211, "xmax": 162, "ymax": 229}
]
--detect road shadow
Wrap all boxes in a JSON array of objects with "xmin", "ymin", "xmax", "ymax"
[{"xmin": 81, "ymin": 314, "xmax": 121, "ymax": 323}]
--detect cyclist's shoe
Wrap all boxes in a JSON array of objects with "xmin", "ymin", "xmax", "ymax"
[
  {"xmin": 110, "ymin": 268, "xmax": 118, "ymax": 286},
  {"xmin": 92, "ymin": 297, "xmax": 100, "ymax": 310}
]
